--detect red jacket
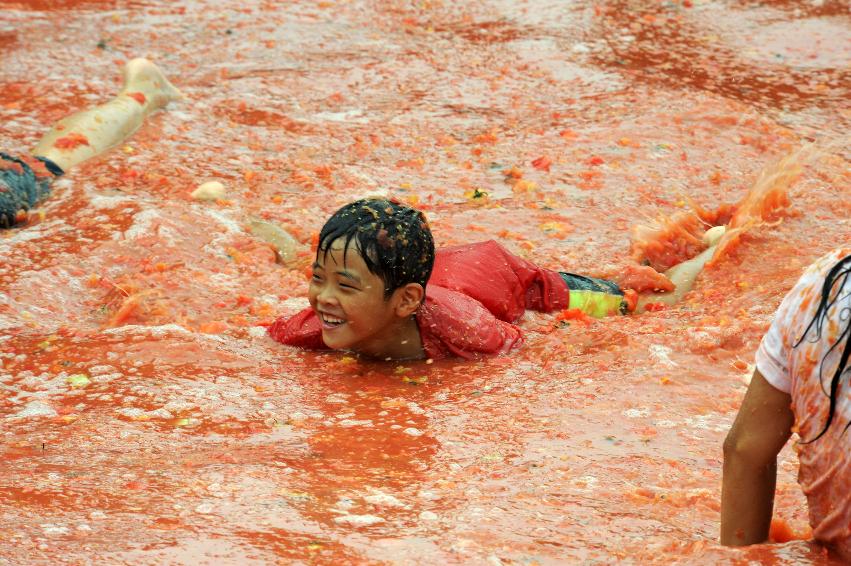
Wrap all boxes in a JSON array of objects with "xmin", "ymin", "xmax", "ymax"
[{"xmin": 268, "ymin": 240, "xmax": 570, "ymax": 359}]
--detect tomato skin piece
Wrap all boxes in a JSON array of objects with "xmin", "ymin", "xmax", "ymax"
[
  {"xmin": 769, "ymin": 518, "xmax": 794, "ymax": 543},
  {"xmin": 531, "ymin": 156, "xmax": 552, "ymax": 172},
  {"xmin": 126, "ymin": 91, "xmax": 147, "ymax": 105},
  {"xmin": 53, "ymin": 132, "xmax": 90, "ymax": 150},
  {"xmin": 616, "ymin": 265, "xmax": 675, "ymax": 294},
  {"xmin": 106, "ymin": 294, "xmax": 141, "ymax": 327}
]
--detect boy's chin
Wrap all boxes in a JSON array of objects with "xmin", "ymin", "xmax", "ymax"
[
  {"xmin": 320, "ymin": 329, "xmax": 356, "ymax": 351},
  {"xmin": 322, "ymin": 330, "xmax": 389, "ymax": 358}
]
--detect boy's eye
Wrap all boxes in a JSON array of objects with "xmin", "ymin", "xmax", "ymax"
[{"xmin": 339, "ymin": 283, "xmax": 357, "ymax": 290}]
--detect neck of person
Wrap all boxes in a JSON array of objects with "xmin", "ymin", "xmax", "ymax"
[{"xmin": 360, "ymin": 315, "xmax": 424, "ymax": 361}]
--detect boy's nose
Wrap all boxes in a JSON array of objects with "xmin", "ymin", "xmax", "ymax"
[{"xmin": 316, "ymin": 286, "xmax": 339, "ymax": 306}]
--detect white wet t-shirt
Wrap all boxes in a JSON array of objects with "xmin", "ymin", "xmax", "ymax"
[{"xmin": 755, "ymin": 248, "xmax": 851, "ymax": 558}]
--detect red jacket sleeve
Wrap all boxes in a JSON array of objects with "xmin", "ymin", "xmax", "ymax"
[
  {"xmin": 267, "ymin": 308, "xmax": 328, "ymax": 350},
  {"xmin": 418, "ymin": 286, "xmax": 523, "ymax": 360}
]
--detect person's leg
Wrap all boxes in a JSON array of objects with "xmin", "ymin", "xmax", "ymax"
[
  {"xmin": 636, "ymin": 225, "xmax": 726, "ymax": 312},
  {"xmin": 32, "ymin": 58, "xmax": 181, "ymax": 172},
  {"xmin": 0, "ymin": 58, "xmax": 180, "ymax": 227}
]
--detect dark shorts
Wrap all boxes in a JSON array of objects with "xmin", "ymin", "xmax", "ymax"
[
  {"xmin": 0, "ymin": 152, "xmax": 63, "ymax": 228},
  {"xmin": 560, "ymin": 272, "xmax": 623, "ymax": 296}
]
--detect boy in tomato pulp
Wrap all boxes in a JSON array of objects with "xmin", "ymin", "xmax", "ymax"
[{"xmin": 268, "ymin": 198, "xmax": 720, "ymax": 361}]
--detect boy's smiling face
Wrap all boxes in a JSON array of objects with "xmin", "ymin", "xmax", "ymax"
[{"xmin": 309, "ymin": 238, "xmax": 424, "ymax": 359}]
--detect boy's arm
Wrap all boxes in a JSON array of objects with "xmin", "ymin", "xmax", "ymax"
[{"xmin": 720, "ymin": 368, "xmax": 794, "ymax": 546}]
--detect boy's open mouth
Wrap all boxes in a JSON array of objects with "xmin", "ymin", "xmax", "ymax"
[{"xmin": 318, "ymin": 311, "xmax": 346, "ymax": 329}]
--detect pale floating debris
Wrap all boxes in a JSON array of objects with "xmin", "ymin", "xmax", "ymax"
[
  {"xmin": 403, "ymin": 427, "xmax": 423, "ymax": 437},
  {"xmin": 333, "ymin": 514, "xmax": 385, "ymax": 526},
  {"xmin": 419, "ymin": 510, "xmax": 438, "ymax": 521},
  {"xmin": 195, "ymin": 502, "xmax": 214, "ymax": 514},
  {"xmin": 191, "ymin": 180, "xmax": 226, "ymax": 201}
]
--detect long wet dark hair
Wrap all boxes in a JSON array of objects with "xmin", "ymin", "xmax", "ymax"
[{"xmin": 794, "ymin": 254, "xmax": 851, "ymax": 442}]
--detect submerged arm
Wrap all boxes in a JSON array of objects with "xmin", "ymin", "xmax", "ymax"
[{"xmin": 32, "ymin": 58, "xmax": 181, "ymax": 172}]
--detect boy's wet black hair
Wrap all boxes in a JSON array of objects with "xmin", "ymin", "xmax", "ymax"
[
  {"xmin": 317, "ymin": 198, "xmax": 435, "ymax": 299},
  {"xmin": 795, "ymin": 254, "xmax": 851, "ymax": 442}
]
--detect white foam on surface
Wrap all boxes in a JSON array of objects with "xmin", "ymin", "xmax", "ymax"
[
  {"xmin": 203, "ymin": 209, "xmax": 243, "ymax": 235},
  {"xmin": 10, "ymin": 400, "xmax": 57, "ymax": 420},
  {"xmin": 333, "ymin": 514, "xmax": 385, "ymax": 526},
  {"xmin": 103, "ymin": 323, "xmax": 191, "ymax": 336},
  {"xmin": 279, "ymin": 297, "xmax": 310, "ymax": 311},
  {"xmin": 313, "ymin": 109, "xmax": 369, "ymax": 123},
  {"xmin": 123, "ymin": 209, "xmax": 163, "ymax": 240},
  {"xmin": 89, "ymin": 193, "xmax": 134, "ymax": 209},
  {"xmin": 648, "ymin": 345, "xmax": 678, "ymax": 368}
]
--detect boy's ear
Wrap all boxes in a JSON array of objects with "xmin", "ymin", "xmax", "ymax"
[{"xmin": 394, "ymin": 283, "xmax": 424, "ymax": 317}]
